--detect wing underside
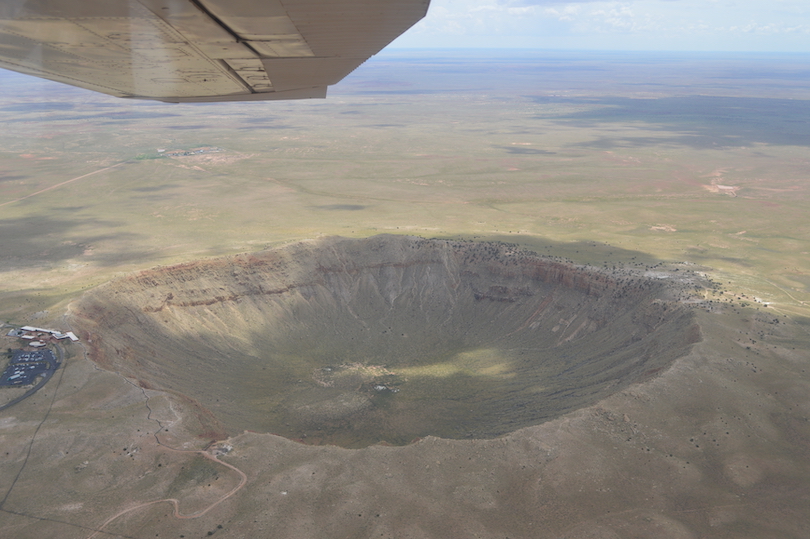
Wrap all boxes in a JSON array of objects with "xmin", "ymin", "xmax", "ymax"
[{"xmin": 0, "ymin": 0, "xmax": 429, "ymax": 102}]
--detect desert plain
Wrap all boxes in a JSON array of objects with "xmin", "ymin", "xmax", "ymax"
[{"xmin": 0, "ymin": 50, "xmax": 809, "ymax": 538}]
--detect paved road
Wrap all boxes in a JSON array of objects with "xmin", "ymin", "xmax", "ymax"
[{"xmin": 0, "ymin": 344, "xmax": 62, "ymax": 412}]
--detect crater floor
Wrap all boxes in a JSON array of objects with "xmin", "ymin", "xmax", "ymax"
[{"xmin": 71, "ymin": 235, "xmax": 699, "ymax": 447}]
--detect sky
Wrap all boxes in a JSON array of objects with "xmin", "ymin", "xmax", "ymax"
[{"xmin": 389, "ymin": 0, "xmax": 810, "ymax": 52}]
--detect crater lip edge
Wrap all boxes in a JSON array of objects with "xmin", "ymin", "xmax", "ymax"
[{"xmin": 69, "ymin": 234, "xmax": 703, "ymax": 449}]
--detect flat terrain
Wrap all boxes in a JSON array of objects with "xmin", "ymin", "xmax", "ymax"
[{"xmin": 0, "ymin": 50, "xmax": 809, "ymax": 538}]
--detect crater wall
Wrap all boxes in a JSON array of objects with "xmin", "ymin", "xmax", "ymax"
[{"xmin": 70, "ymin": 235, "xmax": 699, "ymax": 447}]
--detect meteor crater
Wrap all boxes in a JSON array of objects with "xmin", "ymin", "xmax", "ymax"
[{"xmin": 72, "ymin": 235, "xmax": 699, "ymax": 448}]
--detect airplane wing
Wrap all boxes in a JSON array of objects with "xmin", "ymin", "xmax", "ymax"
[{"xmin": 0, "ymin": 0, "xmax": 429, "ymax": 102}]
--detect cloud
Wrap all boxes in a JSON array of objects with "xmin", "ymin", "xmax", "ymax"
[
  {"xmin": 390, "ymin": 0, "xmax": 810, "ymax": 51},
  {"xmin": 544, "ymin": 5, "xmax": 583, "ymax": 21},
  {"xmin": 508, "ymin": 6, "xmax": 538, "ymax": 16},
  {"xmin": 727, "ymin": 22, "xmax": 810, "ymax": 34},
  {"xmin": 506, "ymin": 0, "xmax": 601, "ymax": 4},
  {"xmin": 587, "ymin": 4, "xmax": 663, "ymax": 32}
]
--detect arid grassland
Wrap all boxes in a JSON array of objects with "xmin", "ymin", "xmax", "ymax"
[{"xmin": 0, "ymin": 51, "xmax": 809, "ymax": 538}]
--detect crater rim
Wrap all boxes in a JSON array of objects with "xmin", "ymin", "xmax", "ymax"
[{"xmin": 69, "ymin": 235, "xmax": 701, "ymax": 448}]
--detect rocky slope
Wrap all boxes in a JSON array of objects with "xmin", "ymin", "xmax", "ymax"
[{"xmin": 70, "ymin": 235, "xmax": 699, "ymax": 447}]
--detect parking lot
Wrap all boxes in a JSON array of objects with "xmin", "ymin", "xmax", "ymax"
[{"xmin": 1, "ymin": 348, "xmax": 57, "ymax": 386}]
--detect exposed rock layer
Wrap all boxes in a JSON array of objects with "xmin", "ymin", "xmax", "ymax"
[{"xmin": 70, "ymin": 235, "xmax": 699, "ymax": 447}]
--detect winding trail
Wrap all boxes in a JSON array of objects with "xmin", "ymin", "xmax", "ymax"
[
  {"xmin": 57, "ymin": 325, "xmax": 251, "ymax": 539},
  {"xmin": 761, "ymin": 278, "xmax": 807, "ymax": 307},
  {"xmin": 86, "ymin": 448, "xmax": 247, "ymax": 539}
]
